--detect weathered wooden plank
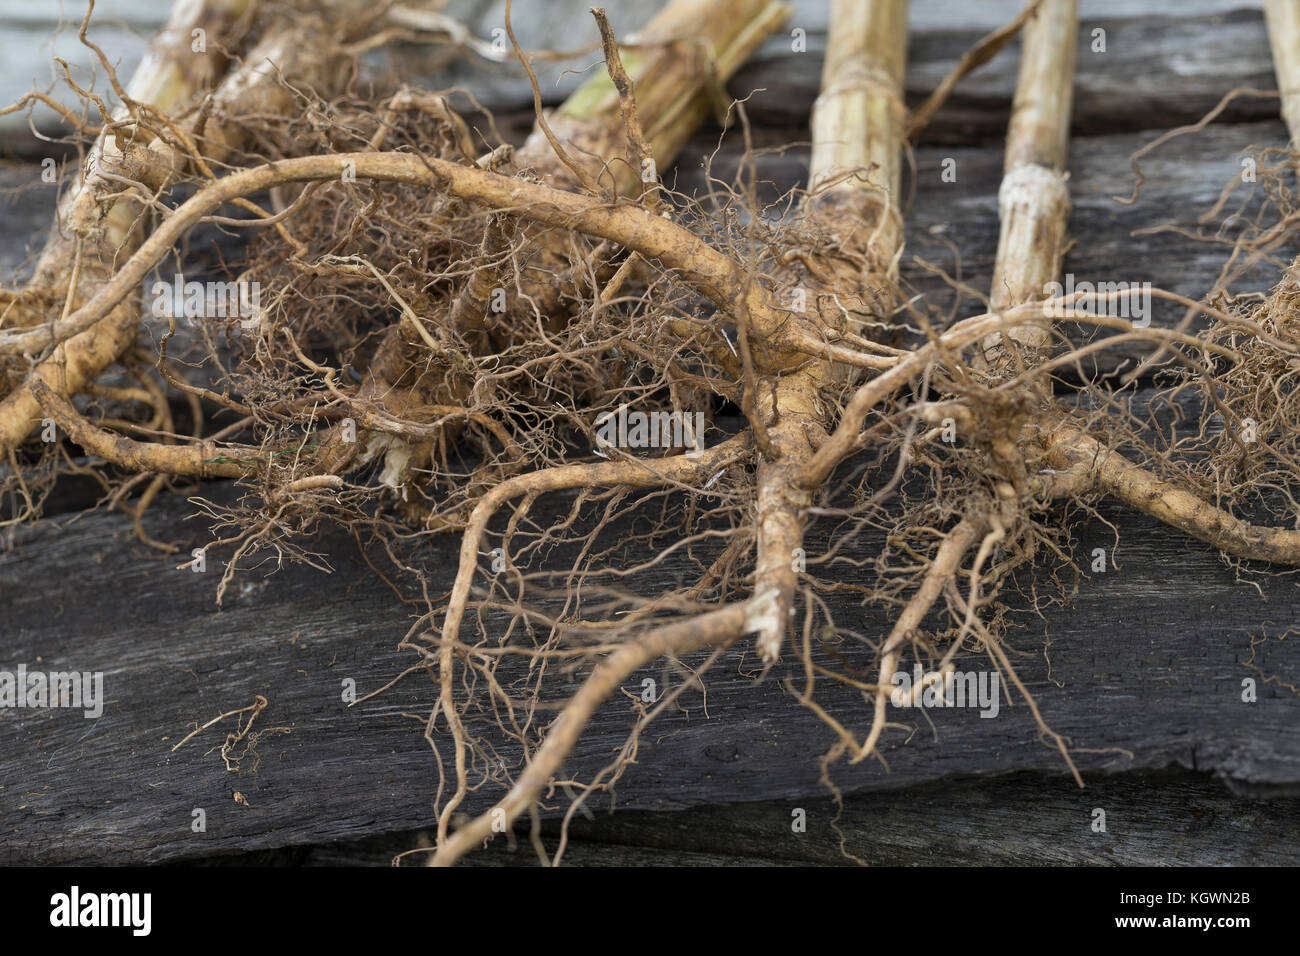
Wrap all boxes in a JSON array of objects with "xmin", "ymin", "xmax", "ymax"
[
  {"xmin": 301, "ymin": 770, "xmax": 1300, "ymax": 866},
  {"xmin": 0, "ymin": 2, "xmax": 1283, "ymax": 151},
  {"xmin": 0, "ymin": 0, "xmax": 171, "ymax": 145},
  {"xmin": 1, "ymin": 464, "xmax": 1297, "ymax": 865}
]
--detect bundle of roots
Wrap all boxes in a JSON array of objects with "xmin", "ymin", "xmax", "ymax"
[{"xmin": 4, "ymin": 0, "xmax": 1300, "ymax": 865}]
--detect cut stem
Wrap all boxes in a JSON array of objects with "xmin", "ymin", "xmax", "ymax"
[
  {"xmin": 807, "ymin": 0, "xmax": 908, "ymax": 273},
  {"xmin": 979, "ymin": 0, "xmax": 1076, "ymax": 369},
  {"xmin": 1266, "ymin": 0, "xmax": 1300, "ymax": 143},
  {"xmin": 752, "ymin": 0, "xmax": 910, "ymax": 663}
]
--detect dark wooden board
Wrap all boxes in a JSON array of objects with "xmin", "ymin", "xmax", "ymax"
[
  {"xmin": 303, "ymin": 769, "xmax": 1300, "ymax": 867},
  {"xmin": 1, "ymin": 470, "xmax": 1298, "ymax": 865},
  {"xmin": 0, "ymin": 3, "xmax": 1282, "ymax": 149}
]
